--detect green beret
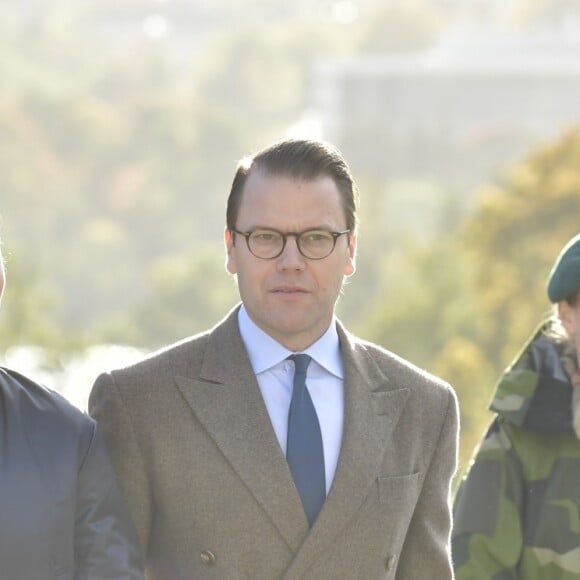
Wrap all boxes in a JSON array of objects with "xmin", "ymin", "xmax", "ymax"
[{"xmin": 547, "ymin": 233, "xmax": 580, "ymax": 303}]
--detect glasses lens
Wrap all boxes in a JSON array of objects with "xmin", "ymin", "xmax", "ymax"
[
  {"xmin": 298, "ymin": 230, "xmax": 335, "ymax": 259},
  {"xmin": 248, "ymin": 229, "xmax": 284, "ymax": 258}
]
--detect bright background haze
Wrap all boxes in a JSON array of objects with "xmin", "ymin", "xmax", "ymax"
[{"xmin": 2, "ymin": 0, "xmax": 580, "ymax": 477}]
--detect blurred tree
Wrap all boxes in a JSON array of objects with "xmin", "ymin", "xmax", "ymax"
[
  {"xmin": 464, "ymin": 128, "xmax": 580, "ymax": 369},
  {"xmin": 101, "ymin": 244, "xmax": 238, "ymax": 348},
  {"xmin": 355, "ymin": 128, "xmax": 580, "ymax": 473},
  {"xmin": 454, "ymin": 128, "xmax": 580, "ymax": 472},
  {"xmin": 0, "ymin": 246, "xmax": 89, "ymax": 368},
  {"xmin": 0, "ymin": 250, "xmax": 57, "ymax": 349},
  {"xmin": 355, "ymin": 226, "xmax": 490, "ymax": 471},
  {"xmin": 430, "ymin": 336, "xmax": 496, "ymax": 481}
]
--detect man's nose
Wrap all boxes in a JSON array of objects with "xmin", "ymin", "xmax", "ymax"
[{"xmin": 277, "ymin": 235, "xmax": 305, "ymax": 269}]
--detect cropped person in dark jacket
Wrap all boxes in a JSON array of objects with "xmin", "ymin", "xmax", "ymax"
[{"xmin": 0, "ymin": 240, "xmax": 144, "ymax": 579}]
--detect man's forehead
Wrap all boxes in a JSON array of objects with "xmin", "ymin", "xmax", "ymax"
[{"xmin": 243, "ymin": 168, "xmax": 335, "ymax": 192}]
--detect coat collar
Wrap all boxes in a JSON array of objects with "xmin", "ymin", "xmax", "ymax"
[{"xmin": 173, "ymin": 307, "xmax": 410, "ymax": 562}]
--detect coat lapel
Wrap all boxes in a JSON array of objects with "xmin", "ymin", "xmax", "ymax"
[
  {"xmin": 283, "ymin": 324, "xmax": 410, "ymax": 577},
  {"xmin": 173, "ymin": 309, "xmax": 309, "ymax": 551},
  {"xmin": 174, "ymin": 310, "xmax": 410, "ymax": 572}
]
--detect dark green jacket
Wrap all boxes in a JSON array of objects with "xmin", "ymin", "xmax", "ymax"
[{"xmin": 452, "ymin": 322, "xmax": 580, "ymax": 579}]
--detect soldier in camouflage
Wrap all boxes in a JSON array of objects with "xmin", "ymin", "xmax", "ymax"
[{"xmin": 452, "ymin": 233, "xmax": 580, "ymax": 579}]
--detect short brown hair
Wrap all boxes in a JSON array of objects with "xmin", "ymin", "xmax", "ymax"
[{"xmin": 226, "ymin": 139, "xmax": 359, "ymax": 232}]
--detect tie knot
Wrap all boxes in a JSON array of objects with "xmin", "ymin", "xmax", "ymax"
[{"xmin": 288, "ymin": 354, "xmax": 311, "ymax": 375}]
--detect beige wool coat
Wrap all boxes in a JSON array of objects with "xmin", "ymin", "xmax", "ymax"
[{"xmin": 89, "ymin": 306, "xmax": 458, "ymax": 579}]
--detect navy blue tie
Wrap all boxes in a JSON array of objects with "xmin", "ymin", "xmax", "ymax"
[{"xmin": 286, "ymin": 354, "xmax": 326, "ymax": 526}]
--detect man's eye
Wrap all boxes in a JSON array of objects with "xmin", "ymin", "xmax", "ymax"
[
  {"xmin": 304, "ymin": 231, "xmax": 330, "ymax": 242},
  {"xmin": 253, "ymin": 232, "xmax": 278, "ymax": 242}
]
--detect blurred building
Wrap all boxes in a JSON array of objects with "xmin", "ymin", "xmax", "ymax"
[{"xmin": 310, "ymin": 23, "xmax": 580, "ymax": 200}]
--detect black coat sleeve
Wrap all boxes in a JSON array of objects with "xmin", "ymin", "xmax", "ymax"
[{"xmin": 73, "ymin": 422, "xmax": 145, "ymax": 580}]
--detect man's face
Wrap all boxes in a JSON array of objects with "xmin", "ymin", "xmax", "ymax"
[{"xmin": 225, "ymin": 170, "xmax": 356, "ymax": 351}]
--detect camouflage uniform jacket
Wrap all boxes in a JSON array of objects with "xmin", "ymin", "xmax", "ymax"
[{"xmin": 452, "ymin": 322, "xmax": 580, "ymax": 579}]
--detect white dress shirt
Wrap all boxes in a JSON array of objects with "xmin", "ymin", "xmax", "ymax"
[{"xmin": 238, "ymin": 306, "xmax": 344, "ymax": 494}]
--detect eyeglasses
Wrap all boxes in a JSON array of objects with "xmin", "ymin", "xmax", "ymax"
[{"xmin": 231, "ymin": 228, "xmax": 351, "ymax": 260}]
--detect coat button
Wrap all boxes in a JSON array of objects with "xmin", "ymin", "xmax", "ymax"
[
  {"xmin": 200, "ymin": 550, "xmax": 216, "ymax": 566},
  {"xmin": 385, "ymin": 554, "xmax": 397, "ymax": 570}
]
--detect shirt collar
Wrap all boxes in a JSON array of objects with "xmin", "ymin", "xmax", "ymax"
[{"xmin": 238, "ymin": 305, "xmax": 343, "ymax": 379}]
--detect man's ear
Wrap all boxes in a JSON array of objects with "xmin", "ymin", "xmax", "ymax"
[
  {"xmin": 344, "ymin": 231, "xmax": 357, "ymax": 277},
  {"xmin": 224, "ymin": 228, "xmax": 237, "ymax": 275}
]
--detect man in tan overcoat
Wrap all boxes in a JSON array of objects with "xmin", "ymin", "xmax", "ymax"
[{"xmin": 89, "ymin": 138, "xmax": 458, "ymax": 579}]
